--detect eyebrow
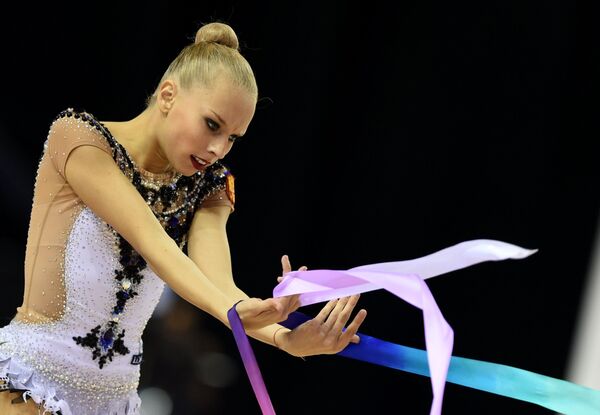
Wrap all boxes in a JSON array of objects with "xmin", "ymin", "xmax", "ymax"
[{"xmin": 210, "ymin": 110, "xmax": 244, "ymax": 139}]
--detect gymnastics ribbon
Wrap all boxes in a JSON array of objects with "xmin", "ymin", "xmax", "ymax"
[
  {"xmin": 278, "ymin": 313, "xmax": 600, "ymax": 415},
  {"xmin": 227, "ymin": 239, "xmax": 600, "ymax": 414},
  {"xmin": 227, "ymin": 303, "xmax": 275, "ymax": 414}
]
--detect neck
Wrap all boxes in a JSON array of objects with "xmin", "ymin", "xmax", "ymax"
[{"xmin": 105, "ymin": 107, "xmax": 172, "ymax": 174}]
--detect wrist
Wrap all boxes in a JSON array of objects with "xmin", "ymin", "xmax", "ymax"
[
  {"xmin": 273, "ymin": 327, "xmax": 289, "ymax": 350},
  {"xmin": 274, "ymin": 328, "xmax": 307, "ymax": 361}
]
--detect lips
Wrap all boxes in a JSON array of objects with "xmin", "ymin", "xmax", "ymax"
[{"xmin": 190, "ymin": 155, "xmax": 208, "ymax": 171}]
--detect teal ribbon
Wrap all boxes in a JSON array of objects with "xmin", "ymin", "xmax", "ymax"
[
  {"xmin": 282, "ymin": 312, "xmax": 600, "ymax": 415},
  {"xmin": 229, "ymin": 241, "xmax": 600, "ymax": 414}
]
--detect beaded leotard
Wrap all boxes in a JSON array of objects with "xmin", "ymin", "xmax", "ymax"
[{"xmin": 0, "ymin": 109, "xmax": 234, "ymax": 414}]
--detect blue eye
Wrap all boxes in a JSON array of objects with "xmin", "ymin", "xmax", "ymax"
[{"xmin": 228, "ymin": 135, "xmax": 240, "ymax": 144}]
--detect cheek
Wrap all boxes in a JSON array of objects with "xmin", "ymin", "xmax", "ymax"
[
  {"xmin": 163, "ymin": 119, "xmax": 199, "ymax": 155},
  {"xmin": 161, "ymin": 127, "xmax": 182, "ymax": 158},
  {"xmin": 224, "ymin": 142, "xmax": 235, "ymax": 156}
]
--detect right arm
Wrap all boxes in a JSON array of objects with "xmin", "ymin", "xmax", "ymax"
[{"xmin": 63, "ymin": 142, "xmax": 296, "ymax": 329}]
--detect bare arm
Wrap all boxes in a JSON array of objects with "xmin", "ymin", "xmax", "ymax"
[
  {"xmin": 188, "ymin": 205, "xmax": 368, "ymax": 356},
  {"xmin": 188, "ymin": 205, "xmax": 287, "ymax": 347},
  {"xmin": 64, "ymin": 145, "xmax": 297, "ymax": 329}
]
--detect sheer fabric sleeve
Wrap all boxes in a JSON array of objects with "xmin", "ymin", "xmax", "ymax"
[
  {"xmin": 198, "ymin": 171, "xmax": 235, "ymax": 213},
  {"xmin": 200, "ymin": 188, "xmax": 234, "ymax": 211},
  {"xmin": 17, "ymin": 112, "xmax": 113, "ymax": 322},
  {"xmin": 45, "ymin": 114, "xmax": 112, "ymax": 179}
]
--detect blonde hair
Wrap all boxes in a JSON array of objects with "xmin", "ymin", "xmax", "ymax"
[{"xmin": 147, "ymin": 22, "xmax": 258, "ymax": 105}]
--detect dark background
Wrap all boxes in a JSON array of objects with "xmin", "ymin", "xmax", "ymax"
[{"xmin": 0, "ymin": 1, "xmax": 598, "ymax": 414}]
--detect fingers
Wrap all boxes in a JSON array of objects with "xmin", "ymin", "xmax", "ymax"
[
  {"xmin": 324, "ymin": 296, "xmax": 350, "ymax": 330},
  {"xmin": 277, "ymin": 257, "xmax": 308, "ymax": 284},
  {"xmin": 277, "ymin": 255, "xmax": 291, "ymax": 284},
  {"xmin": 285, "ymin": 293, "xmax": 301, "ymax": 312},
  {"xmin": 319, "ymin": 294, "xmax": 366, "ymax": 350},
  {"xmin": 314, "ymin": 299, "xmax": 338, "ymax": 324},
  {"xmin": 272, "ymin": 293, "xmax": 301, "ymax": 319},
  {"xmin": 281, "ymin": 254, "xmax": 292, "ymax": 274},
  {"xmin": 340, "ymin": 308, "xmax": 367, "ymax": 345},
  {"xmin": 328, "ymin": 294, "xmax": 360, "ymax": 334},
  {"xmin": 237, "ymin": 296, "xmax": 306, "ymax": 330}
]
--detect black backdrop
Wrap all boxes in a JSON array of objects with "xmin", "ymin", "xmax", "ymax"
[{"xmin": 0, "ymin": 1, "xmax": 598, "ymax": 414}]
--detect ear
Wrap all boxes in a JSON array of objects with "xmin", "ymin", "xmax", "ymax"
[{"xmin": 157, "ymin": 80, "xmax": 178, "ymax": 115}]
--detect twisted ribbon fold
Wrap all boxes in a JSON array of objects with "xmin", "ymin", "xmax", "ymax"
[{"xmin": 227, "ymin": 239, "xmax": 600, "ymax": 415}]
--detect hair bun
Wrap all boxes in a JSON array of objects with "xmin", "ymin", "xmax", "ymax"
[{"xmin": 195, "ymin": 22, "xmax": 240, "ymax": 51}]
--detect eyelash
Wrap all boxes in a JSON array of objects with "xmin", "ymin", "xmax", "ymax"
[
  {"xmin": 206, "ymin": 118, "xmax": 241, "ymax": 143},
  {"xmin": 206, "ymin": 118, "xmax": 219, "ymax": 131}
]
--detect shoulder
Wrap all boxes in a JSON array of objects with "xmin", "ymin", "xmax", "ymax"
[
  {"xmin": 205, "ymin": 162, "xmax": 234, "ymax": 183},
  {"xmin": 193, "ymin": 162, "xmax": 236, "ymax": 211},
  {"xmin": 198, "ymin": 162, "xmax": 234, "ymax": 195},
  {"xmin": 46, "ymin": 108, "xmax": 116, "ymax": 178},
  {"xmin": 48, "ymin": 108, "xmax": 113, "ymax": 143}
]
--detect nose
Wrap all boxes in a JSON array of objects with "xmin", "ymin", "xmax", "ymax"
[{"xmin": 207, "ymin": 137, "xmax": 229, "ymax": 161}]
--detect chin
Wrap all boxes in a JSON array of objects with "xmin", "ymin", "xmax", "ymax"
[
  {"xmin": 181, "ymin": 168, "xmax": 198, "ymax": 177},
  {"xmin": 172, "ymin": 159, "xmax": 197, "ymax": 177}
]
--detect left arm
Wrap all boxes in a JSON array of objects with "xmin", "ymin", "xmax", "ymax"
[
  {"xmin": 188, "ymin": 204, "xmax": 367, "ymax": 356},
  {"xmin": 187, "ymin": 204, "xmax": 287, "ymax": 348}
]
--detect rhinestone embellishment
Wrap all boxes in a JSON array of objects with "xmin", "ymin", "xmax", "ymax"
[{"xmin": 58, "ymin": 109, "xmax": 231, "ymax": 368}]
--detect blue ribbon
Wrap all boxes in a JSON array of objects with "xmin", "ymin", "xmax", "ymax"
[{"xmin": 281, "ymin": 312, "xmax": 600, "ymax": 415}]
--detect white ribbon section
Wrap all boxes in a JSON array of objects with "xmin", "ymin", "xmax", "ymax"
[{"xmin": 275, "ymin": 239, "xmax": 538, "ymax": 305}]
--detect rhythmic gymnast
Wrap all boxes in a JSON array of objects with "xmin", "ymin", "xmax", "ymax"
[{"xmin": 0, "ymin": 21, "xmax": 367, "ymax": 415}]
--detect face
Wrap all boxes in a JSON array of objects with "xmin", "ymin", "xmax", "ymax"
[{"xmin": 157, "ymin": 75, "xmax": 256, "ymax": 176}]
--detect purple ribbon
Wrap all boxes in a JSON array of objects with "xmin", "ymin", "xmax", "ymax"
[{"xmin": 227, "ymin": 302, "xmax": 275, "ymax": 414}]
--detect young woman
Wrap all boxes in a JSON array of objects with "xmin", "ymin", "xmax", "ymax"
[{"xmin": 0, "ymin": 22, "xmax": 366, "ymax": 414}]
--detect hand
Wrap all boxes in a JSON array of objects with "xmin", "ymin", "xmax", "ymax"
[
  {"xmin": 233, "ymin": 254, "xmax": 304, "ymax": 331},
  {"xmin": 277, "ymin": 254, "xmax": 307, "ymax": 283},
  {"xmin": 235, "ymin": 295, "xmax": 300, "ymax": 331},
  {"xmin": 278, "ymin": 294, "xmax": 367, "ymax": 357}
]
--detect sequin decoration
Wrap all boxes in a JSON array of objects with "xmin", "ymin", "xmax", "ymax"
[
  {"xmin": 57, "ymin": 108, "xmax": 232, "ymax": 368},
  {"xmin": 0, "ymin": 374, "xmax": 9, "ymax": 391},
  {"xmin": 226, "ymin": 171, "xmax": 235, "ymax": 205}
]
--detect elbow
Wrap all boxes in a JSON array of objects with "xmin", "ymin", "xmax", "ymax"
[{"xmin": 134, "ymin": 227, "xmax": 179, "ymax": 270}]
